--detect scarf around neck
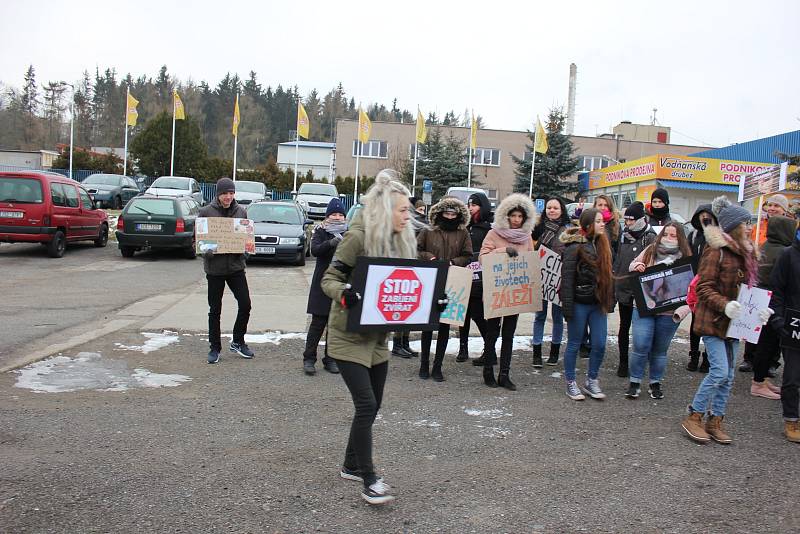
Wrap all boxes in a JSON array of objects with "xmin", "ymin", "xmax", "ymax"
[
  {"xmin": 538, "ymin": 219, "xmax": 562, "ymax": 248},
  {"xmin": 494, "ymin": 227, "xmax": 531, "ymax": 245},
  {"xmin": 323, "ymin": 220, "xmax": 348, "ymax": 235}
]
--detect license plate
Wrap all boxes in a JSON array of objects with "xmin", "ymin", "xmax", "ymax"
[
  {"xmin": 136, "ymin": 223, "xmax": 162, "ymax": 231},
  {"xmin": 255, "ymin": 246, "xmax": 276, "ymax": 254},
  {"xmin": 0, "ymin": 210, "xmax": 23, "ymax": 219}
]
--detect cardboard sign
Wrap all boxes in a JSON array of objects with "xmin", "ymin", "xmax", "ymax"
[
  {"xmin": 780, "ymin": 307, "xmax": 800, "ymax": 350},
  {"xmin": 633, "ymin": 258, "xmax": 694, "ymax": 316},
  {"xmin": 740, "ymin": 163, "xmax": 785, "ymax": 202},
  {"xmin": 726, "ymin": 284, "xmax": 772, "ymax": 343},
  {"xmin": 439, "ymin": 266, "xmax": 473, "ymax": 326},
  {"xmin": 481, "ymin": 250, "xmax": 542, "ymax": 319},
  {"xmin": 196, "ymin": 217, "xmax": 255, "ymax": 254},
  {"xmin": 345, "ymin": 257, "xmax": 448, "ymax": 333},
  {"xmin": 466, "ymin": 260, "xmax": 482, "ymax": 281},
  {"xmin": 538, "ymin": 246, "xmax": 562, "ymax": 306}
]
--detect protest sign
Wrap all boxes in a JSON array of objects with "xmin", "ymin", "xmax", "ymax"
[
  {"xmin": 439, "ymin": 266, "xmax": 473, "ymax": 326},
  {"xmin": 481, "ymin": 250, "xmax": 541, "ymax": 319},
  {"xmin": 346, "ymin": 257, "xmax": 448, "ymax": 333},
  {"xmin": 726, "ymin": 284, "xmax": 772, "ymax": 343},
  {"xmin": 538, "ymin": 246, "xmax": 562, "ymax": 306},
  {"xmin": 739, "ymin": 163, "xmax": 785, "ymax": 202},
  {"xmin": 195, "ymin": 217, "xmax": 255, "ymax": 254},
  {"xmin": 780, "ymin": 308, "xmax": 800, "ymax": 350},
  {"xmin": 632, "ymin": 258, "xmax": 694, "ymax": 316},
  {"xmin": 466, "ymin": 260, "xmax": 482, "ymax": 282}
]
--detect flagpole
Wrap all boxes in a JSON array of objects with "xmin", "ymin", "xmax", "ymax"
[
  {"xmin": 123, "ymin": 89, "xmax": 129, "ymax": 177},
  {"xmin": 233, "ymin": 134, "xmax": 238, "ymax": 181},
  {"xmin": 529, "ymin": 118, "xmax": 537, "ymax": 197},
  {"xmin": 354, "ymin": 144, "xmax": 360, "ymax": 202},
  {"xmin": 412, "ymin": 142, "xmax": 419, "ymax": 195},
  {"xmin": 467, "ymin": 143, "xmax": 473, "ymax": 189},
  {"xmin": 293, "ymin": 128, "xmax": 299, "ymax": 193},
  {"xmin": 170, "ymin": 98, "xmax": 176, "ymax": 176}
]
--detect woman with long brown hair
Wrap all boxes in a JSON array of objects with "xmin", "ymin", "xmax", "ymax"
[
  {"xmin": 625, "ymin": 223, "xmax": 692, "ymax": 400},
  {"xmin": 559, "ymin": 208, "xmax": 615, "ymax": 400}
]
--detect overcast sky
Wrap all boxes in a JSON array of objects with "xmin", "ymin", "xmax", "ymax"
[{"xmin": 1, "ymin": 0, "xmax": 797, "ymax": 148}]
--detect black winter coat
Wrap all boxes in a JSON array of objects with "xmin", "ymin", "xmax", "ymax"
[
  {"xmin": 758, "ymin": 216, "xmax": 795, "ymax": 289},
  {"xmin": 559, "ymin": 228, "xmax": 613, "ymax": 319},
  {"xmin": 306, "ymin": 226, "xmax": 343, "ymax": 316},
  {"xmin": 613, "ymin": 226, "xmax": 657, "ymax": 305},
  {"xmin": 769, "ymin": 238, "xmax": 800, "ymax": 333},
  {"xmin": 687, "ymin": 204, "xmax": 716, "ymax": 273},
  {"xmin": 199, "ymin": 199, "xmax": 248, "ymax": 276},
  {"xmin": 466, "ymin": 192, "xmax": 493, "ymax": 293}
]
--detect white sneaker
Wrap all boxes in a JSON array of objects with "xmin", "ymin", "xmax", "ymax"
[
  {"xmin": 565, "ymin": 380, "xmax": 585, "ymax": 401},
  {"xmin": 361, "ymin": 479, "xmax": 394, "ymax": 505},
  {"xmin": 583, "ymin": 378, "xmax": 606, "ymax": 400}
]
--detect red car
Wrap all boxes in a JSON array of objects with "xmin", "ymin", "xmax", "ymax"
[{"xmin": 0, "ymin": 171, "xmax": 109, "ymax": 257}]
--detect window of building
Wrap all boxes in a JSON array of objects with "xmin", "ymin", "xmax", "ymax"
[
  {"xmin": 469, "ymin": 147, "xmax": 500, "ymax": 166},
  {"xmin": 352, "ymin": 140, "xmax": 388, "ymax": 159},
  {"xmin": 580, "ymin": 156, "xmax": 612, "ymax": 172},
  {"xmin": 486, "ymin": 189, "xmax": 498, "ymax": 199},
  {"xmin": 407, "ymin": 144, "xmax": 429, "ymax": 161}
]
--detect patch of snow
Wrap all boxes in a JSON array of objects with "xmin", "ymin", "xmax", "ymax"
[
  {"xmin": 464, "ymin": 407, "xmax": 512, "ymax": 419},
  {"xmin": 411, "ymin": 420, "xmax": 442, "ymax": 428},
  {"xmin": 550, "ymin": 371, "xmax": 562, "ymax": 378},
  {"xmin": 114, "ymin": 331, "xmax": 180, "ymax": 354},
  {"xmin": 475, "ymin": 425, "xmax": 511, "ymax": 438},
  {"xmin": 224, "ymin": 331, "xmax": 307, "ymax": 345}
]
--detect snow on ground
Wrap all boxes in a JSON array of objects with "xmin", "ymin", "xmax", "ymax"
[
  {"xmin": 114, "ymin": 331, "xmax": 180, "ymax": 354},
  {"xmin": 223, "ymin": 331, "xmax": 307, "ymax": 345}
]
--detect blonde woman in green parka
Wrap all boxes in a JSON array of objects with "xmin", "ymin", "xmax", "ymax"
[{"xmin": 321, "ymin": 169, "xmax": 417, "ymax": 505}]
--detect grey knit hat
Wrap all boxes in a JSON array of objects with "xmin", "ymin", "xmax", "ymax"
[
  {"xmin": 712, "ymin": 195, "xmax": 751, "ymax": 233},
  {"xmin": 216, "ymin": 177, "xmax": 235, "ymax": 196},
  {"xmin": 765, "ymin": 194, "xmax": 789, "ymax": 213}
]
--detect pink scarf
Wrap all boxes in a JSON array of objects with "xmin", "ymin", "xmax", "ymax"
[{"xmin": 493, "ymin": 227, "xmax": 530, "ymax": 245}]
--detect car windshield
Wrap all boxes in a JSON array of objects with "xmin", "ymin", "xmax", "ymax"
[
  {"xmin": 152, "ymin": 177, "xmax": 190, "ymax": 190},
  {"xmin": 127, "ymin": 198, "xmax": 175, "ymax": 215},
  {"xmin": 0, "ymin": 177, "xmax": 44, "ymax": 203},
  {"xmin": 298, "ymin": 183, "xmax": 337, "ymax": 196},
  {"xmin": 84, "ymin": 175, "xmax": 122, "ymax": 186},
  {"xmin": 235, "ymin": 181, "xmax": 264, "ymax": 193},
  {"xmin": 247, "ymin": 204, "xmax": 302, "ymax": 224}
]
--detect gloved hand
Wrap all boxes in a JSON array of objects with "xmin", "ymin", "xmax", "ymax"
[
  {"xmin": 243, "ymin": 252, "xmax": 251, "ymax": 260},
  {"xmin": 724, "ymin": 301, "xmax": 743, "ymax": 320},
  {"xmin": 330, "ymin": 235, "xmax": 343, "ymax": 246},
  {"xmin": 757, "ymin": 308, "xmax": 774, "ymax": 325},
  {"xmin": 436, "ymin": 294, "xmax": 449, "ymax": 312},
  {"xmin": 505, "ymin": 246, "xmax": 519, "ymax": 257},
  {"xmin": 340, "ymin": 284, "xmax": 362, "ymax": 309},
  {"xmin": 203, "ymin": 249, "xmax": 214, "ymax": 259}
]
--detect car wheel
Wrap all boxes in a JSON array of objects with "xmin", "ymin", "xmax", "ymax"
[
  {"xmin": 47, "ymin": 230, "xmax": 66, "ymax": 258},
  {"xmin": 294, "ymin": 251, "xmax": 306, "ymax": 266},
  {"xmin": 94, "ymin": 223, "xmax": 109, "ymax": 247},
  {"xmin": 113, "ymin": 196, "xmax": 122, "ymax": 209},
  {"xmin": 120, "ymin": 246, "xmax": 135, "ymax": 258}
]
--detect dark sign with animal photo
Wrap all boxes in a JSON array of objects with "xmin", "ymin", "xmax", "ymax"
[
  {"xmin": 632, "ymin": 258, "xmax": 695, "ymax": 316},
  {"xmin": 780, "ymin": 308, "xmax": 800, "ymax": 350},
  {"xmin": 345, "ymin": 256, "xmax": 449, "ymax": 333}
]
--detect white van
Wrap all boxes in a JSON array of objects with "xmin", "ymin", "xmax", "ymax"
[{"xmin": 445, "ymin": 186, "xmax": 495, "ymax": 208}]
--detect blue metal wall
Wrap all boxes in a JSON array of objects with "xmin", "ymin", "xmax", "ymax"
[{"xmin": 690, "ymin": 130, "xmax": 800, "ymax": 163}]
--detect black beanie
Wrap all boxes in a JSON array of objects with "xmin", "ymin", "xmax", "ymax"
[
  {"xmin": 216, "ymin": 177, "xmax": 235, "ymax": 196},
  {"xmin": 624, "ymin": 201, "xmax": 646, "ymax": 220},
  {"xmin": 651, "ymin": 187, "xmax": 670, "ymax": 206}
]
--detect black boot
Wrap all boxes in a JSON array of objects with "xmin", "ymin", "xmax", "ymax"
[
  {"xmin": 419, "ymin": 358, "xmax": 430, "ymax": 379},
  {"xmin": 456, "ymin": 338, "xmax": 469, "ymax": 362},
  {"xmin": 532, "ymin": 344, "xmax": 543, "ymax": 368},
  {"xmin": 431, "ymin": 364, "xmax": 444, "ymax": 382},
  {"xmin": 698, "ymin": 352, "xmax": 710, "ymax": 373},
  {"xmin": 616, "ymin": 346, "xmax": 629, "ymax": 378},
  {"xmin": 497, "ymin": 371, "xmax": 517, "ymax": 391},
  {"xmin": 431, "ymin": 351, "xmax": 445, "ymax": 381},
  {"xmin": 391, "ymin": 334, "xmax": 412, "ymax": 358},
  {"xmin": 546, "ymin": 344, "xmax": 560, "ymax": 366},
  {"xmin": 401, "ymin": 332, "xmax": 418, "ymax": 357},
  {"xmin": 472, "ymin": 354, "xmax": 485, "ymax": 367},
  {"xmin": 687, "ymin": 350, "xmax": 700, "ymax": 372},
  {"xmin": 483, "ymin": 366, "xmax": 498, "ymax": 387}
]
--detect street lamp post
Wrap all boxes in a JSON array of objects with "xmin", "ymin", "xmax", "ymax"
[{"xmin": 59, "ymin": 81, "xmax": 75, "ymax": 180}]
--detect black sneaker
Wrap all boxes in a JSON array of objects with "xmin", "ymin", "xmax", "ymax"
[
  {"xmin": 624, "ymin": 382, "xmax": 640, "ymax": 399},
  {"xmin": 230, "ymin": 342, "xmax": 254, "ymax": 359},
  {"xmin": 649, "ymin": 382, "xmax": 664, "ymax": 400},
  {"xmin": 323, "ymin": 360, "xmax": 340, "ymax": 374},
  {"xmin": 361, "ymin": 480, "xmax": 394, "ymax": 505},
  {"xmin": 207, "ymin": 349, "xmax": 221, "ymax": 364},
  {"xmin": 738, "ymin": 361, "xmax": 753, "ymax": 373},
  {"xmin": 340, "ymin": 467, "xmax": 384, "ymax": 484},
  {"xmin": 303, "ymin": 361, "xmax": 316, "ymax": 375}
]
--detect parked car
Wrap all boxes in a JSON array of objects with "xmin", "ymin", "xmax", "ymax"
[
  {"xmin": 82, "ymin": 173, "xmax": 141, "ymax": 209},
  {"xmin": 295, "ymin": 182, "xmax": 342, "ymax": 220},
  {"xmin": 0, "ymin": 170, "xmax": 109, "ymax": 257},
  {"xmin": 445, "ymin": 186, "xmax": 495, "ymax": 208},
  {"xmin": 234, "ymin": 180, "xmax": 271, "ymax": 205},
  {"xmin": 145, "ymin": 176, "xmax": 205, "ymax": 206},
  {"xmin": 115, "ymin": 194, "xmax": 200, "ymax": 259},
  {"xmin": 246, "ymin": 200, "xmax": 313, "ymax": 265}
]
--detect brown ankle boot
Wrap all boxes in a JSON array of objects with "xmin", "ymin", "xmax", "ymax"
[
  {"xmin": 681, "ymin": 411, "xmax": 710, "ymax": 443},
  {"xmin": 785, "ymin": 421, "xmax": 800, "ymax": 443},
  {"xmin": 705, "ymin": 415, "xmax": 732, "ymax": 444}
]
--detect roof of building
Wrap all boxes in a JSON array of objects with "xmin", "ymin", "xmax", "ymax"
[
  {"xmin": 657, "ymin": 179, "xmax": 739, "ymax": 193},
  {"xmin": 278, "ymin": 141, "xmax": 336, "ymax": 149},
  {"xmin": 0, "ymin": 149, "xmax": 60, "ymax": 155},
  {"xmin": 690, "ymin": 130, "xmax": 800, "ymax": 164}
]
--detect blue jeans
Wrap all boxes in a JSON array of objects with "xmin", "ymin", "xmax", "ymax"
[
  {"xmin": 533, "ymin": 300, "xmax": 564, "ymax": 346},
  {"xmin": 629, "ymin": 309, "xmax": 679, "ymax": 384},
  {"xmin": 563, "ymin": 303, "xmax": 607, "ymax": 381},
  {"xmin": 690, "ymin": 336, "xmax": 738, "ymax": 417}
]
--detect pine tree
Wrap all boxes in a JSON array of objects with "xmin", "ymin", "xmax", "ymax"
[
  {"xmin": 512, "ymin": 107, "xmax": 581, "ymax": 199},
  {"xmin": 401, "ymin": 128, "xmax": 474, "ymax": 199},
  {"xmin": 129, "ymin": 111, "xmax": 208, "ymax": 178}
]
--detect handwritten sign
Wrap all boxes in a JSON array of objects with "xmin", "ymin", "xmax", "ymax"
[
  {"xmin": 781, "ymin": 308, "xmax": 800, "ymax": 350},
  {"xmin": 439, "ymin": 266, "xmax": 473, "ymax": 326},
  {"xmin": 196, "ymin": 217, "xmax": 255, "ymax": 254},
  {"xmin": 466, "ymin": 260, "xmax": 482, "ymax": 281},
  {"xmin": 726, "ymin": 284, "xmax": 772, "ymax": 343},
  {"xmin": 481, "ymin": 251, "xmax": 542, "ymax": 319},
  {"xmin": 538, "ymin": 246, "xmax": 562, "ymax": 306}
]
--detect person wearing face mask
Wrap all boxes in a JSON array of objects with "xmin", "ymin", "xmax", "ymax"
[
  {"xmin": 686, "ymin": 204, "xmax": 718, "ymax": 372},
  {"xmin": 531, "ymin": 197, "xmax": 571, "ymax": 367},
  {"xmin": 559, "ymin": 208, "xmax": 615, "ymax": 401},
  {"xmin": 646, "ymin": 188, "xmax": 673, "ymax": 227},
  {"xmin": 460, "ymin": 192, "xmax": 493, "ymax": 366},
  {"xmin": 416, "ymin": 197, "xmax": 472, "ymax": 382},
  {"xmin": 613, "ymin": 201, "xmax": 657, "ymax": 378},
  {"xmin": 625, "ymin": 224, "xmax": 692, "ymax": 399}
]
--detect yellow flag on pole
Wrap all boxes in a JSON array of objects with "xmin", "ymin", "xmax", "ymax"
[
  {"xmin": 126, "ymin": 92, "xmax": 139, "ymax": 126},
  {"xmin": 470, "ymin": 115, "xmax": 478, "ymax": 150},
  {"xmin": 534, "ymin": 117, "xmax": 548, "ymax": 154},
  {"xmin": 232, "ymin": 94, "xmax": 241, "ymax": 137},
  {"xmin": 416, "ymin": 110, "xmax": 427, "ymax": 143},
  {"xmin": 358, "ymin": 108, "xmax": 371, "ymax": 144},
  {"xmin": 297, "ymin": 103, "xmax": 310, "ymax": 139},
  {"xmin": 173, "ymin": 90, "xmax": 185, "ymax": 120}
]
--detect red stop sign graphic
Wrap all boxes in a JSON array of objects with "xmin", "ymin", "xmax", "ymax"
[{"xmin": 378, "ymin": 268, "xmax": 423, "ymax": 322}]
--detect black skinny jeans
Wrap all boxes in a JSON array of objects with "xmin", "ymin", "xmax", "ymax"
[
  {"xmin": 421, "ymin": 323, "xmax": 450, "ymax": 367},
  {"xmin": 690, "ymin": 314, "xmax": 701, "ymax": 354},
  {"xmin": 207, "ymin": 271, "xmax": 251, "ymax": 350},
  {"xmin": 753, "ymin": 321, "xmax": 782, "ymax": 382},
  {"xmin": 484, "ymin": 314, "xmax": 519, "ymax": 373},
  {"xmin": 459, "ymin": 293, "xmax": 489, "ymax": 346},
  {"xmin": 617, "ymin": 303, "xmax": 633, "ymax": 362},
  {"xmin": 303, "ymin": 314, "xmax": 333, "ymax": 364},
  {"xmin": 336, "ymin": 359, "xmax": 388, "ymax": 485},
  {"xmin": 782, "ymin": 349, "xmax": 800, "ymax": 420}
]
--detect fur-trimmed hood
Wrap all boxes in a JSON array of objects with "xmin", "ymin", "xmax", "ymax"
[
  {"xmin": 559, "ymin": 226, "xmax": 589, "ymax": 245},
  {"xmin": 428, "ymin": 196, "xmax": 469, "ymax": 229},
  {"xmin": 703, "ymin": 225, "xmax": 750, "ymax": 257},
  {"xmin": 492, "ymin": 193, "xmax": 536, "ymax": 232}
]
